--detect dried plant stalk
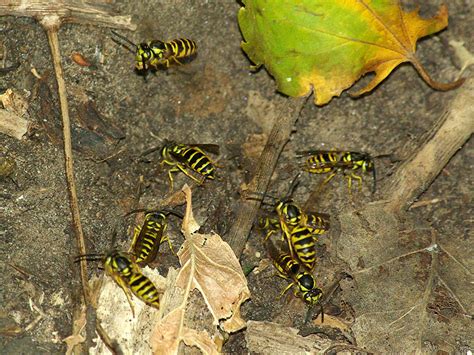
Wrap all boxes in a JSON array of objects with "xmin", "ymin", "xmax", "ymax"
[
  {"xmin": 382, "ymin": 78, "xmax": 473, "ymax": 211},
  {"xmin": 227, "ymin": 96, "xmax": 307, "ymax": 257},
  {"xmin": 0, "ymin": 1, "xmax": 135, "ymax": 30}
]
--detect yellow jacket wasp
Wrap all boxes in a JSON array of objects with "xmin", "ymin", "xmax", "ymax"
[
  {"xmin": 111, "ymin": 31, "xmax": 197, "ymax": 76},
  {"xmin": 297, "ymin": 150, "xmax": 376, "ymax": 193},
  {"xmin": 76, "ymin": 251, "xmax": 161, "ymax": 316},
  {"xmin": 143, "ymin": 141, "xmax": 219, "ymax": 190}
]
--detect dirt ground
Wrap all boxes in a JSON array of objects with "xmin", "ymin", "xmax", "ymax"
[{"xmin": 0, "ymin": 1, "xmax": 472, "ymax": 353}]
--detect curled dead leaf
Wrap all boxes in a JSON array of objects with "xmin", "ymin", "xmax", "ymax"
[{"xmin": 150, "ymin": 185, "xmax": 250, "ymax": 354}]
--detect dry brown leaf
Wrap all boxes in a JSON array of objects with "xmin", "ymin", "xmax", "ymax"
[
  {"xmin": 150, "ymin": 185, "xmax": 250, "ymax": 354},
  {"xmin": 313, "ymin": 314, "xmax": 351, "ymax": 332},
  {"xmin": 0, "ymin": 89, "xmax": 29, "ymax": 117},
  {"xmin": 245, "ymin": 320, "xmax": 332, "ymax": 354},
  {"xmin": 62, "ymin": 305, "xmax": 87, "ymax": 355},
  {"xmin": 0, "ymin": 88, "xmax": 29, "ymax": 139},
  {"xmin": 0, "ymin": 109, "xmax": 28, "ymax": 139}
]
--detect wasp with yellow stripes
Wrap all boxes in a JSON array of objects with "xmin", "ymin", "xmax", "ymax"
[
  {"xmin": 111, "ymin": 31, "xmax": 197, "ymax": 76},
  {"xmin": 258, "ymin": 210, "xmax": 329, "ymax": 241},
  {"xmin": 266, "ymin": 241, "xmax": 323, "ymax": 307},
  {"xmin": 128, "ymin": 209, "xmax": 184, "ymax": 266},
  {"xmin": 143, "ymin": 140, "xmax": 218, "ymax": 190},
  {"xmin": 130, "ymin": 211, "xmax": 173, "ymax": 267},
  {"xmin": 256, "ymin": 202, "xmax": 328, "ymax": 270},
  {"xmin": 297, "ymin": 150, "xmax": 376, "ymax": 193},
  {"xmin": 76, "ymin": 251, "xmax": 161, "ymax": 315}
]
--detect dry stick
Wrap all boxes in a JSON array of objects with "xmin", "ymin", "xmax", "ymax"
[
  {"xmin": 41, "ymin": 14, "xmax": 91, "ymax": 304},
  {"xmin": 381, "ymin": 77, "xmax": 474, "ymax": 211},
  {"xmin": 0, "ymin": 1, "xmax": 135, "ymax": 302},
  {"xmin": 0, "ymin": 2, "xmax": 135, "ymax": 29},
  {"xmin": 227, "ymin": 95, "xmax": 308, "ymax": 258},
  {"xmin": 0, "ymin": 4, "xmax": 136, "ymax": 352}
]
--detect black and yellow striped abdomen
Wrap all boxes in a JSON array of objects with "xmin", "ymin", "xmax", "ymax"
[
  {"xmin": 289, "ymin": 225, "xmax": 317, "ymax": 270},
  {"xmin": 160, "ymin": 141, "xmax": 217, "ymax": 190},
  {"xmin": 104, "ymin": 251, "xmax": 160, "ymax": 309},
  {"xmin": 165, "ymin": 38, "xmax": 197, "ymax": 59},
  {"xmin": 305, "ymin": 213, "xmax": 330, "ymax": 235},
  {"xmin": 175, "ymin": 145, "xmax": 215, "ymax": 179},
  {"xmin": 305, "ymin": 152, "xmax": 339, "ymax": 173},
  {"xmin": 272, "ymin": 252, "xmax": 300, "ymax": 278},
  {"xmin": 131, "ymin": 212, "xmax": 168, "ymax": 266},
  {"xmin": 148, "ymin": 38, "xmax": 197, "ymax": 69},
  {"xmin": 127, "ymin": 272, "xmax": 160, "ymax": 308}
]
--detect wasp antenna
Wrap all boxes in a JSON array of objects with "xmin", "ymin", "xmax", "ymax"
[
  {"xmin": 111, "ymin": 30, "xmax": 138, "ymax": 51},
  {"xmin": 371, "ymin": 167, "xmax": 377, "ymax": 194},
  {"xmin": 141, "ymin": 145, "xmax": 162, "ymax": 157},
  {"xmin": 110, "ymin": 37, "xmax": 136, "ymax": 54},
  {"xmin": 286, "ymin": 172, "xmax": 302, "ymax": 199},
  {"xmin": 124, "ymin": 208, "xmax": 148, "ymax": 217},
  {"xmin": 74, "ymin": 254, "xmax": 104, "ymax": 263},
  {"xmin": 245, "ymin": 191, "xmax": 277, "ymax": 205},
  {"xmin": 161, "ymin": 209, "xmax": 184, "ymax": 219}
]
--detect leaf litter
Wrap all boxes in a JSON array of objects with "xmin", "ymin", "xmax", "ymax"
[
  {"xmin": 336, "ymin": 203, "xmax": 474, "ymax": 352},
  {"xmin": 151, "ymin": 185, "xmax": 250, "ymax": 354},
  {"xmin": 86, "ymin": 185, "xmax": 250, "ymax": 354}
]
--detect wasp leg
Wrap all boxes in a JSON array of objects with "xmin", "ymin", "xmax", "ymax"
[
  {"xmin": 166, "ymin": 168, "xmax": 181, "ymax": 191},
  {"xmin": 351, "ymin": 172, "xmax": 363, "ymax": 191},
  {"xmin": 115, "ymin": 277, "xmax": 136, "ymax": 317},
  {"xmin": 172, "ymin": 57, "xmax": 184, "ymax": 65},
  {"xmin": 159, "ymin": 235, "xmax": 176, "ymax": 255},
  {"xmin": 129, "ymin": 225, "xmax": 142, "ymax": 254},
  {"xmin": 284, "ymin": 234, "xmax": 299, "ymax": 264},
  {"xmin": 278, "ymin": 281, "xmax": 296, "ymax": 300},
  {"xmin": 321, "ymin": 171, "xmax": 337, "ymax": 187},
  {"xmin": 344, "ymin": 172, "xmax": 362, "ymax": 194},
  {"xmin": 264, "ymin": 229, "xmax": 279, "ymax": 241},
  {"xmin": 174, "ymin": 163, "xmax": 207, "ymax": 185},
  {"xmin": 160, "ymin": 159, "xmax": 178, "ymax": 190}
]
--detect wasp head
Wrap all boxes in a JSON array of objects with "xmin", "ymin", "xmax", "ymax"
[
  {"xmin": 277, "ymin": 200, "xmax": 303, "ymax": 226},
  {"xmin": 135, "ymin": 43, "xmax": 153, "ymax": 70},
  {"xmin": 298, "ymin": 273, "xmax": 322, "ymax": 305}
]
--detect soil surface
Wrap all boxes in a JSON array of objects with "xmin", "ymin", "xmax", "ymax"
[{"xmin": 0, "ymin": 1, "xmax": 472, "ymax": 353}]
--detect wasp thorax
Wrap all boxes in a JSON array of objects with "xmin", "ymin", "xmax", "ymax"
[{"xmin": 303, "ymin": 288, "xmax": 323, "ymax": 304}]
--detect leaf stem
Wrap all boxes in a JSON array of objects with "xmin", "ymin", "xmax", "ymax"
[{"xmin": 411, "ymin": 57, "xmax": 465, "ymax": 91}]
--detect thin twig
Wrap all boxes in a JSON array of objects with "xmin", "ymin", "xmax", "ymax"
[
  {"xmin": 41, "ymin": 15, "xmax": 91, "ymax": 304},
  {"xmin": 381, "ymin": 78, "xmax": 473, "ymax": 211},
  {"xmin": 0, "ymin": 2, "xmax": 135, "ymax": 30},
  {"xmin": 227, "ymin": 95, "xmax": 308, "ymax": 258}
]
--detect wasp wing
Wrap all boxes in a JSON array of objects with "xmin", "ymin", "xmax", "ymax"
[{"xmin": 188, "ymin": 144, "xmax": 220, "ymax": 155}]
